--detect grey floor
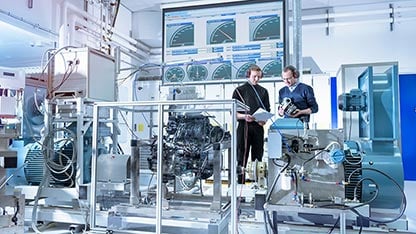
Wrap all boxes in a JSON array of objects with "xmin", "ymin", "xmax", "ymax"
[
  {"xmin": 23, "ymin": 180, "xmax": 416, "ymax": 233},
  {"xmin": 404, "ymin": 180, "xmax": 416, "ymax": 232},
  {"xmin": 240, "ymin": 180, "xmax": 416, "ymax": 234}
]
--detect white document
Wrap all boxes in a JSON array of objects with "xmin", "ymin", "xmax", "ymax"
[{"xmin": 252, "ymin": 108, "xmax": 274, "ymax": 122}]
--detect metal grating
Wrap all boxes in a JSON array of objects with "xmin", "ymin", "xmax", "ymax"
[{"xmin": 344, "ymin": 151, "xmax": 362, "ymax": 201}]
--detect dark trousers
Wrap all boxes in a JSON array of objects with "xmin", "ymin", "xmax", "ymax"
[{"xmin": 236, "ymin": 122, "xmax": 264, "ymax": 168}]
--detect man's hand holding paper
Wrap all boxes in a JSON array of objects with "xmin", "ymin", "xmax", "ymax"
[{"xmin": 252, "ymin": 108, "xmax": 274, "ymax": 123}]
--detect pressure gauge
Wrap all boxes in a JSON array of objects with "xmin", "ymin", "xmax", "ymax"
[
  {"xmin": 168, "ymin": 24, "xmax": 194, "ymax": 47},
  {"xmin": 212, "ymin": 63, "xmax": 232, "ymax": 80},
  {"xmin": 209, "ymin": 21, "xmax": 236, "ymax": 45},
  {"xmin": 252, "ymin": 16, "xmax": 280, "ymax": 41},
  {"xmin": 187, "ymin": 65, "xmax": 208, "ymax": 81},
  {"xmin": 164, "ymin": 67, "xmax": 185, "ymax": 82},
  {"xmin": 262, "ymin": 60, "xmax": 282, "ymax": 78}
]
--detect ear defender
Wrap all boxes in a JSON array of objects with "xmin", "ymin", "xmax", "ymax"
[
  {"xmin": 285, "ymin": 65, "xmax": 299, "ymax": 78},
  {"xmin": 246, "ymin": 69, "xmax": 251, "ymax": 78},
  {"xmin": 293, "ymin": 68, "xmax": 299, "ymax": 78}
]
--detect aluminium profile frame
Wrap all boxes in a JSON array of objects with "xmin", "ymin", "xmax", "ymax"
[{"xmin": 89, "ymin": 99, "xmax": 245, "ymax": 234}]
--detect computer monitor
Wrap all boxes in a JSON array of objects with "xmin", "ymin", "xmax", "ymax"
[{"xmin": 162, "ymin": 0, "xmax": 285, "ymax": 84}]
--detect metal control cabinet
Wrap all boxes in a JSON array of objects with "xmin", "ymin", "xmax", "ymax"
[{"xmin": 53, "ymin": 47, "xmax": 116, "ymax": 102}]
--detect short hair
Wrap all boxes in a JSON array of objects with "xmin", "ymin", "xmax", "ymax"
[
  {"xmin": 283, "ymin": 65, "xmax": 299, "ymax": 78},
  {"xmin": 246, "ymin": 64, "xmax": 262, "ymax": 78}
]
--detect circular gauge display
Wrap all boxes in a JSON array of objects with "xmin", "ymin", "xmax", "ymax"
[
  {"xmin": 165, "ymin": 67, "xmax": 185, "ymax": 82},
  {"xmin": 212, "ymin": 63, "xmax": 232, "ymax": 80},
  {"xmin": 262, "ymin": 60, "xmax": 282, "ymax": 78},
  {"xmin": 252, "ymin": 16, "xmax": 280, "ymax": 41},
  {"xmin": 169, "ymin": 24, "xmax": 194, "ymax": 47},
  {"xmin": 236, "ymin": 62, "xmax": 253, "ymax": 79},
  {"xmin": 187, "ymin": 65, "xmax": 208, "ymax": 81},
  {"xmin": 209, "ymin": 21, "xmax": 236, "ymax": 45}
]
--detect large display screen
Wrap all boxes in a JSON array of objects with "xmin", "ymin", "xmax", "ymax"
[{"xmin": 162, "ymin": 0, "xmax": 285, "ymax": 84}]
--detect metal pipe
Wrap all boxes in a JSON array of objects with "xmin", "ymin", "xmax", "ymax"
[
  {"xmin": 61, "ymin": 1, "xmax": 151, "ymax": 52},
  {"xmin": 293, "ymin": 0, "xmax": 303, "ymax": 73},
  {"xmin": 156, "ymin": 104, "xmax": 164, "ymax": 234},
  {"xmin": 231, "ymin": 100, "xmax": 237, "ymax": 234},
  {"xmin": 283, "ymin": 0, "xmax": 290, "ymax": 67},
  {"xmin": 89, "ymin": 104, "xmax": 100, "ymax": 228},
  {"xmin": 130, "ymin": 139, "xmax": 141, "ymax": 205}
]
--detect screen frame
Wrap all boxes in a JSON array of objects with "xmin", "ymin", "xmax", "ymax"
[{"xmin": 162, "ymin": 0, "xmax": 287, "ymax": 86}]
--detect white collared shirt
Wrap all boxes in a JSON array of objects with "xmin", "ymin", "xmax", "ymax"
[{"xmin": 288, "ymin": 81, "xmax": 299, "ymax": 92}]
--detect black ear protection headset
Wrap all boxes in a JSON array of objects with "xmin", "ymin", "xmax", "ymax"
[
  {"xmin": 283, "ymin": 65, "xmax": 299, "ymax": 78},
  {"xmin": 246, "ymin": 64, "xmax": 263, "ymax": 78}
]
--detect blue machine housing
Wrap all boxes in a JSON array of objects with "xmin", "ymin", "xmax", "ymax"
[
  {"xmin": 269, "ymin": 118, "xmax": 304, "ymax": 130},
  {"xmin": 339, "ymin": 63, "xmax": 404, "ymax": 210}
]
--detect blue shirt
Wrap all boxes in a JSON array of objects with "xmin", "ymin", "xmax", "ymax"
[{"xmin": 279, "ymin": 82, "xmax": 318, "ymax": 122}]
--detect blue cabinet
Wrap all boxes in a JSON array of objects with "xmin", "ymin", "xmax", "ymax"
[{"xmin": 399, "ymin": 74, "xmax": 416, "ymax": 180}]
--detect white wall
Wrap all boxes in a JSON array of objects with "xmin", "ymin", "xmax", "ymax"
[
  {"xmin": 302, "ymin": 2, "xmax": 416, "ymax": 75},
  {"xmin": 0, "ymin": 0, "xmax": 55, "ymax": 30},
  {"xmin": 132, "ymin": 10, "xmax": 162, "ymax": 48},
  {"xmin": 115, "ymin": 4, "xmax": 136, "ymax": 102}
]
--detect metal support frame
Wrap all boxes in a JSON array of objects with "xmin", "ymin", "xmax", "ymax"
[
  {"xmin": 211, "ymin": 143, "xmax": 222, "ymax": 211},
  {"xmin": 264, "ymin": 204, "xmax": 349, "ymax": 234},
  {"xmin": 19, "ymin": 97, "xmax": 97, "ymax": 228},
  {"xmin": 292, "ymin": 0, "xmax": 303, "ymax": 71},
  {"xmin": 53, "ymin": 97, "xmax": 93, "ymax": 185},
  {"xmin": 90, "ymin": 99, "xmax": 245, "ymax": 234}
]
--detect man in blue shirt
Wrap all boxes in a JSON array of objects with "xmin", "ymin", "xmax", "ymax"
[{"xmin": 278, "ymin": 65, "xmax": 318, "ymax": 124}]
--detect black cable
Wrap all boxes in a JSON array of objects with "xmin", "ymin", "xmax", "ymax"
[
  {"xmin": 347, "ymin": 167, "xmax": 407, "ymax": 224},
  {"xmin": 110, "ymin": 0, "xmax": 120, "ymax": 27},
  {"xmin": 264, "ymin": 210, "xmax": 277, "ymax": 234},
  {"xmin": 358, "ymin": 215, "xmax": 363, "ymax": 234},
  {"xmin": 117, "ymin": 143, "xmax": 124, "ymax": 154},
  {"xmin": 327, "ymin": 216, "xmax": 340, "ymax": 234},
  {"xmin": 293, "ymin": 170, "xmax": 298, "ymax": 202},
  {"xmin": 316, "ymin": 178, "xmax": 378, "ymax": 232},
  {"xmin": 271, "ymin": 158, "xmax": 286, "ymax": 167},
  {"xmin": 265, "ymin": 154, "xmax": 291, "ymax": 202},
  {"xmin": 263, "ymin": 210, "xmax": 270, "ymax": 234},
  {"xmin": 12, "ymin": 198, "xmax": 19, "ymax": 225},
  {"xmin": 234, "ymin": 87, "xmax": 250, "ymax": 184},
  {"xmin": 301, "ymin": 149, "xmax": 326, "ymax": 167},
  {"xmin": 348, "ymin": 111, "xmax": 352, "ymax": 141},
  {"xmin": 315, "ymin": 168, "xmax": 406, "ymax": 231},
  {"xmin": 352, "ymin": 178, "xmax": 379, "ymax": 208},
  {"xmin": 316, "ymin": 178, "xmax": 376, "ymax": 233},
  {"xmin": 263, "ymin": 156, "xmax": 291, "ymax": 234}
]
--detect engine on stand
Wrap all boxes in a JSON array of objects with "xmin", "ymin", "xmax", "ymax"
[
  {"xmin": 89, "ymin": 100, "xmax": 239, "ymax": 234},
  {"xmin": 147, "ymin": 113, "xmax": 229, "ymax": 190}
]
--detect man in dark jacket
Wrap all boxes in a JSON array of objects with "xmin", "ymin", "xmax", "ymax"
[{"xmin": 232, "ymin": 64, "xmax": 270, "ymax": 184}]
